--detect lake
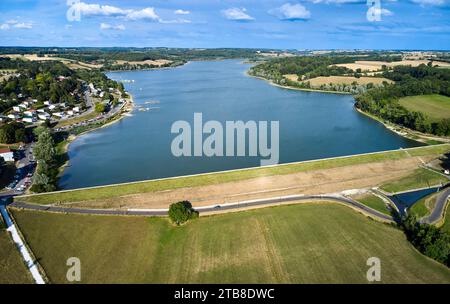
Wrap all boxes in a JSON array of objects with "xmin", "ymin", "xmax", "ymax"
[{"xmin": 59, "ymin": 60, "xmax": 421, "ymax": 189}]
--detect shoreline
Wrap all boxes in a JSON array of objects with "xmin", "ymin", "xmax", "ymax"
[
  {"xmin": 246, "ymin": 70, "xmax": 449, "ymax": 145},
  {"xmin": 246, "ymin": 72, "xmax": 352, "ymax": 95},
  {"xmin": 55, "ymin": 94, "xmax": 135, "ymax": 178},
  {"xmin": 105, "ymin": 61, "xmax": 187, "ymax": 73},
  {"xmin": 355, "ymin": 107, "xmax": 450, "ymax": 145}
]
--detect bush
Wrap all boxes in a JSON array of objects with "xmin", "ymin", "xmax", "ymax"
[{"xmin": 168, "ymin": 201, "xmax": 199, "ymax": 225}]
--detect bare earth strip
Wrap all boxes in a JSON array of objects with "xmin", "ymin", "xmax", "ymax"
[{"xmin": 62, "ymin": 156, "xmax": 431, "ymax": 210}]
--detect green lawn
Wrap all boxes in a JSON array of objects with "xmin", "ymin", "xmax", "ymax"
[
  {"xmin": 399, "ymin": 95, "xmax": 450, "ymax": 121},
  {"xmin": 355, "ymin": 193, "xmax": 391, "ymax": 215},
  {"xmin": 17, "ymin": 144, "xmax": 450, "ymax": 205},
  {"xmin": 409, "ymin": 192, "xmax": 438, "ymax": 218},
  {"xmin": 380, "ymin": 168, "xmax": 448, "ymax": 193},
  {"xmin": 10, "ymin": 203, "xmax": 450, "ymax": 284},
  {"xmin": 0, "ymin": 229, "xmax": 34, "ymax": 284}
]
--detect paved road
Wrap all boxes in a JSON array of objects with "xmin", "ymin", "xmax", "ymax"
[
  {"xmin": 421, "ymin": 186, "xmax": 450, "ymax": 224},
  {"xmin": 10, "ymin": 194, "xmax": 394, "ymax": 222}
]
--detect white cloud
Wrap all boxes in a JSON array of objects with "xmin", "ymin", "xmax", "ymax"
[
  {"xmin": 222, "ymin": 8, "xmax": 254, "ymax": 21},
  {"xmin": 0, "ymin": 19, "xmax": 33, "ymax": 30},
  {"xmin": 174, "ymin": 9, "xmax": 190, "ymax": 15},
  {"xmin": 100, "ymin": 23, "xmax": 125, "ymax": 30},
  {"xmin": 125, "ymin": 8, "xmax": 160, "ymax": 21},
  {"xmin": 74, "ymin": 2, "xmax": 160, "ymax": 21},
  {"xmin": 14, "ymin": 22, "xmax": 33, "ymax": 29},
  {"xmin": 72, "ymin": 2, "xmax": 190, "ymax": 23},
  {"xmin": 74, "ymin": 2, "xmax": 128, "ymax": 17},
  {"xmin": 270, "ymin": 3, "xmax": 311, "ymax": 20}
]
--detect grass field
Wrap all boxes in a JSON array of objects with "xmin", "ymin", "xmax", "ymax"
[
  {"xmin": 409, "ymin": 192, "xmax": 438, "ymax": 218},
  {"xmin": 305, "ymin": 76, "xmax": 393, "ymax": 86},
  {"xmin": 16, "ymin": 145, "xmax": 450, "ymax": 205},
  {"xmin": 380, "ymin": 168, "xmax": 448, "ymax": 193},
  {"xmin": 399, "ymin": 95, "xmax": 450, "ymax": 121},
  {"xmin": 10, "ymin": 202, "xmax": 450, "ymax": 283},
  {"xmin": 0, "ymin": 230, "xmax": 33, "ymax": 284},
  {"xmin": 354, "ymin": 193, "xmax": 391, "ymax": 215}
]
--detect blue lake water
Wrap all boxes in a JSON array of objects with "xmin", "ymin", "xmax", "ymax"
[{"xmin": 59, "ymin": 60, "xmax": 422, "ymax": 189}]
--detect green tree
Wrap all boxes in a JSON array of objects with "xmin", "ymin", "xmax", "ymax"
[
  {"xmin": 0, "ymin": 124, "xmax": 16, "ymax": 144},
  {"xmin": 33, "ymin": 129, "xmax": 56, "ymax": 164},
  {"xmin": 95, "ymin": 103, "xmax": 106, "ymax": 113},
  {"xmin": 168, "ymin": 201, "xmax": 199, "ymax": 225},
  {"xmin": 14, "ymin": 128, "xmax": 27, "ymax": 143}
]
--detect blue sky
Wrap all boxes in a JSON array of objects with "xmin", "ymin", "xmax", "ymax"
[{"xmin": 0, "ymin": 0, "xmax": 449, "ymax": 50}]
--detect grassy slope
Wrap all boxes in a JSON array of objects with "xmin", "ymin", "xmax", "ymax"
[
  {"xmin": 380, "ymin": 168, "xmax": 448, "ymax": 193},
  {"xmin": 442, "ymin": 204, "xmax": 450, "ymax": 233},
  {"xmin": 355, "ymin": 194, "xmax": 390, "ymax": 215},
  {"xmin": 409, "ymin": 192, "xmax": 438, "ymax": 218},
  {"xmin": 17, "ymin": 144, "xmax": 450, "ymax": 205},
  {"xmin": 11, "ymin": 203, "xmax": 450, "ymax": 284},
  {"xmin": 0, "ymin": 230, "xmax": 33, "ymax": 284},
  {"xmin": 399, "ymin": 95, "xmax": 450, "ymax": 121}
]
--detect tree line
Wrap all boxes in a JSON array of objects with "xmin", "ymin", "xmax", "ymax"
[
  {"xmin": 355, "ymin": 64, "xmax": 450, "ymax": 136},
  {"xmin": 401, "ymin": 214, "xmax": 449, "ymax": 267}
]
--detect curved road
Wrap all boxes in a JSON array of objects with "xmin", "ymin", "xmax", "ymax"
[
  {"xmin": 421, "ymin": 187, "xmax": 450, "ymax": 224},
  {"xmin": 9, "ymin": 194, "xmax": 394, "ymax": 222}
]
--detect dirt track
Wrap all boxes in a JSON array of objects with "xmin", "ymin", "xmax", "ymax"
[{"xmin": 61, "ymin": 155, "xmax": 432, "ymax": 209}]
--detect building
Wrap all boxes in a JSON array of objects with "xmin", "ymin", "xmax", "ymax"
[
  {"xmin": 0, "ymin": 148, "xmax": 15, "ymax": 162},
  {"xmin": 8, "ymin": 114, "xmax": 20, "ymax": 120},
  {"xmin": 73, "ymin": 106, "xmax": 80, "ymax": 113},
  {"xmin": 38, "ymin": 113, "xmax": 50, "ymax": 120},
  {"xmin": 23, "ymin": 116, "xmax": 36, "ymax": 123},
  {"xmin": 13, "ymin": 106, "xmax": 21, "ymax": 112}
]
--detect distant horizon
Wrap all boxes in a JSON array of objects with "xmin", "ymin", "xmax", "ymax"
[{"xmin": 0, "ymin": 46, "xmax": 449, "ymax": 52}]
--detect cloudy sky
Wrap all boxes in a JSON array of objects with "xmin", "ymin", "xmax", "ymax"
[{"xmin": 0, "ymin": 0, "xmax": 449, "ymax": 49}]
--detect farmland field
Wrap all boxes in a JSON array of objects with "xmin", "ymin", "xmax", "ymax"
[
  {"xmin": 333, "ymin": 60, "xmax": 450, "ymax": 72},
  {"xmin": 10, "ymin": 203, "xmax": 450, "ymax": 283},
  {"xmin": 399, "ymin": 95, "xmax": 450, "ymax": 121},
  {"xmin": 283, "ymin": 74, "xmax": 393, "ymax": 86}
]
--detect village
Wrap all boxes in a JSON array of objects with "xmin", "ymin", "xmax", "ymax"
[{"xmin": 0, "ymin": 76, "xmax": 130, "ymax": 195}]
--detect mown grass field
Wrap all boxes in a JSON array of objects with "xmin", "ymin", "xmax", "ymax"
[
  {"xmin": 17, "ymin": 144, "xmax": 450, "ymax": 205},
  {"xmin": 399, "ymin": 95, "xmax": 450, "ymax": 121},
  {"xmin": 380, "ymin": 167, "xmax": 448, "ymax": 193},
  {"xmin": 354, "ymin": 193, "xmax": 391, "ymax": 215},
  {"xmin": 0, "ymin": 229, "xmax": 33, "ymax": 284},
  {"xmin": 10, "ymin": 202, "xmax": 450, "ymax": 284}
]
